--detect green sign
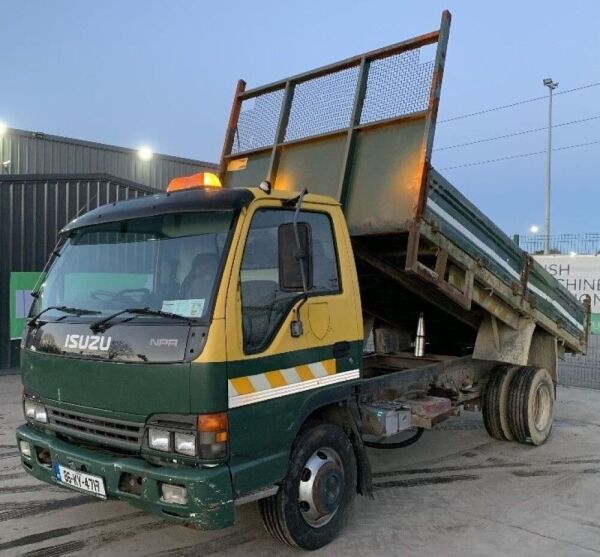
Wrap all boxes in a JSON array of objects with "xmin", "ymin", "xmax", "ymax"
[
  {"xmin": 9, "ymin": 271, "xmax": 153, "ymax": 340},
  {"xmin": 9, "ymin": 272, "xmax": 42, "ymax": 339}
]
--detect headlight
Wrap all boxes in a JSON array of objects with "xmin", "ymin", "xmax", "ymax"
[
  {"xmin": 145, "ymin": 413, "xmax": 228, "ymax": 460},
  {"xmin": 24, "ymin": 399, "xmax": 36, "ymax": 419},
  {"xmin": 148, "ymin": 428, "xmax": 171, "ymax": 452},
  {"xmin": 174, "ymin": 432, "xmax": 196, "ymax": 456},
  {"xmin": 24, "ymin": 399, "xmax": 47, "ymax": 423}
]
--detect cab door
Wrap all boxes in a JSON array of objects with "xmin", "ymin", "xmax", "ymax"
[{"xmin": 224, "ymin": 200, "xmax": 363, "ymax": 497}]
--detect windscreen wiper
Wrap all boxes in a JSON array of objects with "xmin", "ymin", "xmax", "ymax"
[
  {"xmin": 28, "ymin": 306, "xmax": 101, "ymax": 328},
  {"xmin": 89, "ymin": 307, "xmax": 194, "ymax": 333}
]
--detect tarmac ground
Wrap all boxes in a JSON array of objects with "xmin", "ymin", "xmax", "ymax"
[{"xmin": 2, "ymin": 373, "xmax": 600, "ymax": 556}]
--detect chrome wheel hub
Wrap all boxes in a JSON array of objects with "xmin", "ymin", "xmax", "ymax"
[{"xmin": 298, "ymin": 447, "xmax": 344, "ymax": 527}]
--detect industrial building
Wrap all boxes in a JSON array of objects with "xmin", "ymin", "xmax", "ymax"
[
  {"xmin": 0, "ymin": 127, "xmax": 216, "ymax": 190},
  {"xmin": 0, "ymin": 126, "xmax": 217, "ymax": 369}
]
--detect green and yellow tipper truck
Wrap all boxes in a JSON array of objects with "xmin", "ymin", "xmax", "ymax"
[{"xmin": 16, "ymin": 12, "xmax": 589, "ymax": 550}]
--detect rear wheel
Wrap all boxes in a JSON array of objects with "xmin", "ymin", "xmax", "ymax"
[
  {"xmin": 259, "ymin": 423, "xmax": 357, "ymax": 549},
  {"xmin": 508, "ymin": 366, "xmax": 554, "ymax": 445},
  {"xmin": 482, "ymin": 364, "xmax": 518, "ymax": 441}
]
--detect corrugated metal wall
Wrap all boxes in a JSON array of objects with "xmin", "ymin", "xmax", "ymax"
[
  {"xmin": 0, "ymin": 174, "xmax": 158, "ymax": 369},
  {"xmin": 0, "ymin": 128, "xmax": 217, "ymax": 191}
]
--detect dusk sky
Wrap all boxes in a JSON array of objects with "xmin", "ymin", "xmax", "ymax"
[{"xmin": 3, "ymin": 1, "xmax": 600, "ymax": 236}]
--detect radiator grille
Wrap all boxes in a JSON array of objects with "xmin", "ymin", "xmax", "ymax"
[{"xmin": 47, "ymin": 406, "xmax": 143, "ymax": 451}]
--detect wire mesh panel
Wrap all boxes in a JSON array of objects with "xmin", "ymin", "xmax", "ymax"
[
  {"xmin": 284, "ymin": 66, "xmax": 360, "ymax": 142},
  {"xmin": 228, "ymin": 38, "xmax": 440, "ymax": 156},
  {"xmin": 560, "ymin": 335, "xmax": 600, "ymax": 389},
  {"xmin": 231, "ymin": 89, "xmax": 285, "ymax": 154},
  {"xmin": 360, "ymin": 48, "xmax": 434, "ymax": 125}
]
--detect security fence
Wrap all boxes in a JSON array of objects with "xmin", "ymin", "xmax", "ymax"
[
  {"xmin": 560, "ymin": 335, "xmax": 600, "ymax": 390},
  {"xmin": 515, "ymin": 233, "xmax": 600, "ymax": 256}
]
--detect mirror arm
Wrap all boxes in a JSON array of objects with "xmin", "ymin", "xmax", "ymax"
[
  {"xmin": 291, "ymin": 189, "xmax": 309, "ymax": 337},
  {"xmin": 292, "ymin": 189, "xmax": 309, "ymax": 294}
]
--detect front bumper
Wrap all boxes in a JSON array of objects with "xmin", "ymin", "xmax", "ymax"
[{"xmin": 16, "ymin": 424, "xmax": 235, "ymax": 530}]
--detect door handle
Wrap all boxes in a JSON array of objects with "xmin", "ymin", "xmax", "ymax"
[{"xmin": 333, "ymin": 341, "xmax": 350, "ymax": 359}]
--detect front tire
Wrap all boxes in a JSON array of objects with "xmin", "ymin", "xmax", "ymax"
[{"xmin": 259, "ymin": 423, "xmax": 357, "ymax": 550}]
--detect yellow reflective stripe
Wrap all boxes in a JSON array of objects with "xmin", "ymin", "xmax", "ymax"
[
  {"xmin": 295, "ymin": 364, "xmax": 316, "ymax": 382},
  {"xmin": 228, "ymin": 358, "xmax": 352, "ymax": 403},
  {"xmin": 265, "ymin": 370, "xmax": 287, "ymax": 388},
  {"xmin": 322, "ymin": 359, "xmax": 336, "ymax": 375},
  {"xmin": 229, "ymin": 369, "xmax": 360, "ymax": 408},
  {"xmin": 230, "ymin": 376, "xmax": 255, "ymax": 395}
]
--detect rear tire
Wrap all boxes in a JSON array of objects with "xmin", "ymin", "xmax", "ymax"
[
  {"xmin": 482, "ymin": 364, "xmax": 517, "ymax": 441},
  {"xmin": 496, "ymin": 365, "xmax": 519, "ymax": 441},
  {"xmin": 507, "ymin": 366, "xmax": 554, "ymax": 446},
  {"xmin": 259, "ymin": 423, "xmax": 357, "ymax": 550}
]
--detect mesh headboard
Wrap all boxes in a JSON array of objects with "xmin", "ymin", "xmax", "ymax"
[{"xmin": 220, "ymin": 11, "xmax": 451, "ymax": 236}]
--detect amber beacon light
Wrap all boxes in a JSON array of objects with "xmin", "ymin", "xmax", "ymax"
[{"xmin": 167, "ymin": 172, "xmax": 222, "ymax": 192}]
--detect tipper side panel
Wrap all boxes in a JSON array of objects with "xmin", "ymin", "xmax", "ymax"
[
  {"xmin": 219, "ymin": 12, "xmax": 452, "ymax": 236},
  {"xmin": 423, "ymin": 170, "xmax": 586, "ymax": 349}
]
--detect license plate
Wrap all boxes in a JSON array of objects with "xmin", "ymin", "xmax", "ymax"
[{"xmin": 54, "ymin": 464, "xmax": 106, "ymax": 498}]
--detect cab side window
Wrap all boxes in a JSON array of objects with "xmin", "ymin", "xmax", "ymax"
[{"xmin": 240, "ymin": 209, "xmax": 339, "ymax": 353}]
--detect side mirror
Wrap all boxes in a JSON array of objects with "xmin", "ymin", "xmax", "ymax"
[{"xmin": 278, "ymin": 222, "xmax": 313, "ymax": 291}]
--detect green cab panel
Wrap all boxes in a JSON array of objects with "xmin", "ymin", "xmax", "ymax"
[
  {"xmin": 228, "ymin": 381, "xmax": 356, "ymax": 497},
  {"xmin": 226, "ymin": 341, "xmax": 362, "ymax": 497},
  {"xmin": 189, "ymin": 361, "xmax": 229, "ymax": 414},
  {"xmin": 21, "ymin": 349, "xmax": 191, "ymax": 419}
]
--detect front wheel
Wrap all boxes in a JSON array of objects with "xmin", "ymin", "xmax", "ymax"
[{"xmin": 259, "ymin": 423, "xmax": 357, "ymax": 549}]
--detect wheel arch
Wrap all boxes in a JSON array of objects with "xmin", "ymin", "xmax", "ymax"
[
  {"xmin": 474, "ymin": 316, "xmax": 559, "ymax": 383},
  {"xmin": 294, "ymin": 391, "xmax": 373, "ymax": 498},
  {"xmin": 527, "ymin": 328, "xmax": 559, "ymax": 384}
]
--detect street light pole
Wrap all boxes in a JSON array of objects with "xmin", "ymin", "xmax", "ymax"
[{"xmin": 543, "ymin": 78, "xmax": 558, "ymax": 254}]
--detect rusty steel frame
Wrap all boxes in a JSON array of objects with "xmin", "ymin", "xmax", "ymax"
[
  {"xmin": 336, "ymin": 56, "xmax": 369, "ymax": 209},
  {"xmin": 352, "ymin": 241, "xmax": 480, "ymax": 330},
  {"xmin": 416, "ymin": 220, "xmax": 586, "ymax": 354},
  {"xmin": 266, "ymin": 80, "xmax": 295, "ymax": 184},
  {"xmin": 358, "ymin": 355, "xmax": 497, "ymax": 400},
  {"xmin": 448, "ymin": 267, "xmax": 520, "ymax": 330},
  {"xmin": 218, "ymin": 10, "xmax": 452, "ymax": 214},
  {"xmin": 219, "ymin": 79, "xmax": 247, "ymax": 185},
  {"xmin": 414, "ymin": 10, "xmax": 451, "ymax": 221},
  {"xmin": 405, "ymin": 219, "xmax": 475, "ymax": 311}
]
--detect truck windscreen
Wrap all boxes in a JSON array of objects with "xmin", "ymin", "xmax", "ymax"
[{"xmin": 31, "ymin": 211, "xmax": 235, "ymax": 324}]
